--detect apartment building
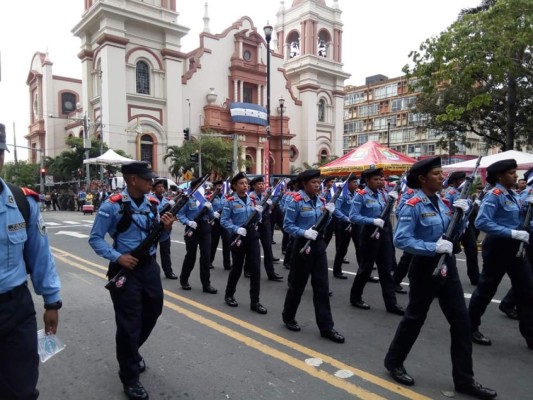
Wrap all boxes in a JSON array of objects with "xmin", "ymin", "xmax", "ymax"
[{"xmin": 343, "ymin": 74, "xmax": 484, "ymax": 164}]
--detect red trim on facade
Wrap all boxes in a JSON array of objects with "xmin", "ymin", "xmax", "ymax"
[
  {"xmin": 296, "ymin": 83, "xmax": 320, "ymax": 92},
  {"xmin": 78, "ymin": 49, "xmax": 94, "ymax": 61},
  {"xmin": 125, "ymin": 46, "xmax": 164, "ymax": 70},
  {"xmin": 96, "ymin": 33, "xmax": 130, "ymax": 47},
  {"xmin": 161, "ymin": 48, "xmax": 187, "ymax": 61},
  {"xmin": 53, "ymin": 75, "xmax": 82, "ymax": 84},
  {"xmin": 332, "ymin": 89, "xmax": 346, "ymax": 97},
  {"xmin": 127, "ymin": 105, "xmax": 163, "ymax": 125},
  {"xmin": 277, "ymin": 67, "xmax": 302, "ymax": 106}
]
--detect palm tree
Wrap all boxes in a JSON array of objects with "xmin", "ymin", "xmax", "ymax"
[{"xmin": 459, "ymin": 0, "xmax": 497, "ymax": 18}]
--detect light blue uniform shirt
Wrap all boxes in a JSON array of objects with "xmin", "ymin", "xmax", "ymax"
[
  {"xmin": 349, "ymin": 187, "xmax": 386, "ymax": 226},
  {"xmin": 177, "ymin": 197, "xmax": 214, "ymax": 225},
  {"xmin": 475, "ymin": 184, "xmax": 522, "ymax": 238},
  {"xmin": 283, "ymin": 190, "xmax": 329, "ymax": 238},
  {"xmin": 333, "ymin": 190, "xmax": 355, "ymax": 223},
  {"xmin": 221, "ymin": 193, "xmax": 260, "ymax": 234},
  {"xmin": 0, "ymin": 180, "xmax": 61, "ymax": 304}
]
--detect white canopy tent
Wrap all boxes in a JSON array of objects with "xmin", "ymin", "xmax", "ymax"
[
  {"xmin": 83, "ymin": 149, "xmax": 135, "ymax": 165},
  {"xmin": 442, "ymin": 150, "xmax": 533, "ymax": 174}
]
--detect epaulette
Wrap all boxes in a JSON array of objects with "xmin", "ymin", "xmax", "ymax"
[
  {"xmin": 148, "ymin": 196, "xmax": 160, "ymax": 205},
  {"xmin": 406, "ymin": 197, "xmax": 421, "ymax": 207},
  {"xmin": 449, "ymin": 189, "xmax": 456, "ymax": 195},
  {"xmin": 319, "ymin": 196, "xmax": 326, "ymax": 204},
  {"xmin": 205, "ymin": 193, "xmax": 212, "ymax": 200},
  {"xmin": 292, "ymin": 193, "xmax": 303, "ymax": 202},
  {"xmin": 406, "ymin": 189, "xmax": 415, "ymax": 195},
  {"xmin": 21, "ymin": 187, "xmax": 40, "ymax": 202},
  {"xmin": 442, "ymin": 197, "xmax": 452, "ymax": 211},
  {"xmin": 492, "ymin": 188, "xmax": 503, "ymax": 196},
  {"xmin": 358, "ymin": 189, "xmax": 367, "ymax": 195},
  {"xmin": 225, "ymin": 194, "xmax": 233, "ymax": 201},
  {"xmin": 109, "ymin": 193, "xmax": 122, "ymax": 203}
]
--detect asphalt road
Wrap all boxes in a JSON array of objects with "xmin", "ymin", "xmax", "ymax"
[{"xmin": 31, "ymin": 211, "xmax": 532, "ymax": 400}]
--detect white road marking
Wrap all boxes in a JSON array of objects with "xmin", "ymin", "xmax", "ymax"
[
  {"xmin": 46, "ymin": 222, "xmax": 61, "ymax": 226},
  {"xmin": 63, "ymin": 221, "xmax": 79, "ymax": 225},
  {"xmin": 55, "ymin": 231, "xmax": 89, "ymax": 238},
  {"xmin": 305, "ymin": 358, "xmax": 323, "ymax": 367}
]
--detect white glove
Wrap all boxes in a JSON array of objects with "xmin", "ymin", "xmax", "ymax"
[
  {"xmin": 373, "ymin": 218, "xmax": 385, "ymax": 228},
  {"xmin": 254, "ymin": 205, "xmax": 264, "ymax": 214},
  {"xmin": 474, "ymin": 199, "xmax": 481, "ymax": 207},
  {"xmin": 388, "ymin": 191, "xmax": 399, "ymax": 201},
  {"xmin": 325, "ymin": 203, "xmax": 335, "ymax": 214},
  {"xmin": 453, "ymin": 199, "xmax": 469, "ymax": 213},
  {"xmin": 187, "ymin": 221, "xmax": 197, "ymax": 230},
  {"xmin": 527, "ymin": 195, "xmax": 533, "ymax": 205},
  {"xmin": 511, "ymin": 230, "xmax": 530, "ymax": 243},
  {"xmin": 237, "ymin": 227, "xmax": 247, "ymax": 236},
  {"xmin": 204, "ymin": 201, "xmax": 212, "ymax": 210},
  {"xmin": 435, "ymin": 237, "xmax": 453, "ymax": 254},
  {"xmin": 266, "ymin": 199, "xmax": 273, "ymax": 206},
  {"xmin": 213, "ymin": 211, "xmax": 220, "ymax": 219},
  {"xmin": 303, "ymin": 228, "xmax": 319, "ymax": 240}
]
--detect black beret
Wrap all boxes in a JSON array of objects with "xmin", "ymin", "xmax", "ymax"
[
  {"xmin": 212, "ymin": 179, "xmax": 224, "ymax": 185},
  {"xmin": 523, "ymin": 167, "xmax": 533, "ymax": 181},
  {"xmin": 447, "ymin": 171, "xmax": 466, "ymax": 184},
  {"xmin": 297, "ymin": 169, "xmax": 321, "ymax": 183},
  {"xmin": 323, "ymin": 176, "xmax": 336, "ymax": 183},
  {"xmin": 406, "ymin": 157, "xmax": 441, "ymax": 189},
  {"xmin": 121, "ymin": 162, "xmax": 156, "ymax": 179},
  {"xmin": 153, "ymin": 178, "xmax": 167, "ymax": 188},
  {"xmin": 345, "ymin": 174, "xmax": 358, "ymax": 182},
  {"xmin": 361, "ymin": 167, "xmax": 383, "ymax": 182},
  {"xmin": 230, "ymin": 172, "xmax": 247, "ymax": 186},
  {"xmin": 249, "ymin": 176, "xmax": 265, "ymax": 186},
  {"xmin": 0, "ymin": 123, "xmax": 9, "ymax": 152},
  {"xmin": 486, "ymin": 159, "xmax": 517, "ymax": 185}
]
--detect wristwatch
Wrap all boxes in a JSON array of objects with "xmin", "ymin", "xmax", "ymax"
[{"xmin": 44, "ymin": 300, "xmax": 62, "ymax": 310}]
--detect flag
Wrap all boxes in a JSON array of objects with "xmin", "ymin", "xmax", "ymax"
[
  {"xmin": 229, "ymin": 102, "xmax": 267, "ymax": 126},
  {"xmin": 330, "ymin": 186, "xmax": 336, "ymax": 198},
  {"xmin": 341, "ymin": 179, "xmax": 349, "ymax": 197},
  {"xmin": 193, "ymin": 187, "xmax": 206, "ymax": 208},
  {"xmin": 273, "ymin": 180, "xmax": 286, "ymax": 196},
  {"xmin": 221, "ymin": 179, "xmax": 231, "ymax": 196}
]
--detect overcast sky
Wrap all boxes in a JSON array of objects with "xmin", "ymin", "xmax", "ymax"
[{"xmin": 0, "ymin": 0, "xmax": 480, "ymax": 161}]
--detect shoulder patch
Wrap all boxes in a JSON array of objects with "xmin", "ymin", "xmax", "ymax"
[
  {"xmin": 148, "ymin": 196, "xmax": 160, "ymax": 205},
  {"xmin": 225, "ymin": 194, "xmax": 233, "ymax": 201},
  {"xmin": 292, "ymin": 193, "xmax": 303, "ymax": 202},
  {"xmin": 319, "ymin": 196, "xmax": 326, "ymax": 204},
  {"xmin": 358, "ymin": 189, "xmax": 367, "ymax": 195},
  {"xmin": 406, "ymin": 189, "xmax": 414, "ymax": 195},
  {"xmin": 406, "ymin": 197, "xmax": 421, "ymax": 207},
  {"xmin": 205, "ymin": 193, "xmax": 213, "ymax": 201},
  {"xmin": 109, "ymin": 193, "xmax": 122, "ymax": 203},
  {"xmin": 492, "ymin": 188, "xmax": 502, "ymax": 196},
  {"xmin": 21, "ymin": 187, "xmax": 40, "ymax": 202}
]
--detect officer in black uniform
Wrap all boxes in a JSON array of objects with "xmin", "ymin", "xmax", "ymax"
[
  {"xmin": 89, "ymin": 162, "xmax": 175, "ymax": 400},
  {"xmin": 153, "ymin": 178, "xmax": 177, "ymax": 279},
  {"xmin": 209, "ymin": 179, "xmax": 232, "ymax": 270}
]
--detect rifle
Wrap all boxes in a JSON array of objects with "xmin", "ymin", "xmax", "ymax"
[
  {"xmin": 516, "ymin": 201, "xmax": 533, "ymax": 258},
  {"xmin": 369, "ymin": 172, "xmax": 407, "ymax": 240},
  {"xmin": 300, "ymin": 173, "xmax": 354, "ymax": 255},
  {"xmin": 230, "ymin": 179, "xmax": 285, "ymax": 247},
  {"xmin": 105, "ymin": 174, "xmax": 209, "ymax": 290},
  {"xmin": 432, "ymin": 155, "xmax": 482, "ymax": 278},
  {"xmin": 185, "ymin": 183, "xmax": 223, "ymax": 235}
]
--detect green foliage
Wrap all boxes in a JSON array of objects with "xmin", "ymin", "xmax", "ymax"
[
  {"xmin": 0, "ymin": 161, "xmax": 40, "ymax": 188},
  {"xmin": 405, "ymin": 0, "xmax": 533, "ymax": 151}
]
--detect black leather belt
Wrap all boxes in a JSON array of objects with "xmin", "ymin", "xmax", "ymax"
[{"xmin": 0, "ymin": 282, "xmax": 27, "ymax": 303}]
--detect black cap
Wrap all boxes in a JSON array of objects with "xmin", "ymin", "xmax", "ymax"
[
  {"xmin": 345, "ymin": 174, "xmax": 358, "ymax": 182},
  {"xmin": 406, "ymin": 157, "xmax": 442, "ymax": 189},
  {"xmin": 230, "ymin": 172, "xmax": 247, "ymax": 187},
  {"xmin": 447, "ymin": 171, "xmax": 466, "ymax": 185},
  {"xmin": 0, "ymin": 123, "xmax": 10, "ymax": 152},
  {"xmin": 121, "ymin": 161, "xmax": 156, "ymax": 180},
  {"xmin": 249, "ymin": 176, "xmax": 265, "ymax": 186},
  {"xmin": 360, "ymin": 167, "xmax": 383, "ymax": 182},
  {"xmin": 213, "ymin": 179, "xmax": 224, "ymax": 185},
  {"xmin": 323, "ymin": 176, "xmax": 335, "ymax": 183},
  {"xmin": 486, "ymin": 159, "xmax": 517, "ymax": 185},
  {"xmin": 153, "ymin": 177, "xmax": 167, "ymax": 188},
  {"xmin": 297, "ymin": 169, "xmax": 321, "ymax": 183},
  {"xmin": 523, "ymin": 167, "xmax": 533, "ymax": 181}
]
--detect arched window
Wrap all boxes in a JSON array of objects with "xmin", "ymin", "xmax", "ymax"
[
  {"xmin": 286, "ymin": 31, "xmax": 300, "ymax": 59},
  {"xmin": 61, "ymin": 92, "xmax": 77, "ymax": 115},
  {"xmin": 140, "ymin": 134, "xmax": 153, "ymax": 166},
  {"xmin": 320, "ymin": 149, "xmax": 329, "ymax": 164},
  {"xmin": 245, "ymin": 154, "xmax": 253, "ymax": 174},
  {"xmin": 136, "ymin": 61, "xmax": 150, "ymax": 95},
  {"xmin": 317, "ymin": 30, "xmax": 331, "ymax": 58},
  {"xmin": 318, "ymin": 99, "xmax": 326, "ymax": 122}
]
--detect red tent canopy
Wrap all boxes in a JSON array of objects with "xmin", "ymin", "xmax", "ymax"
[{"xmin": 320, "ymin": 141, "xmax": 417, "ymax": 176}]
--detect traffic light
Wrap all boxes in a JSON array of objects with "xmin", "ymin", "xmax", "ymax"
[
  {"xmin": 40, "ymin": 168, "xmax": 46, "ymax": 178},
  {"xmin": 190, "ymin": 153, "xmax": 198, "ymax": 162},
  {"xmin": 183, "ymin": 128, "xmax": 190, "ymax": 141},
  {"xmin": 226, "ymin": 160, "xmax": 232, "ymax": 172}
]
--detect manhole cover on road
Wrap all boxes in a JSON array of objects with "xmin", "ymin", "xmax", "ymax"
[
  {"xmin": 305, "ymin": 358, "xmax": 323, "ymax": 367},
  {"xmin": 334, "ymin": 369, "xmax": 354, "ymax": 379}
]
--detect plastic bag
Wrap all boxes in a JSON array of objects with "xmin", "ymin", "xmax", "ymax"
[{"xmin": 37, "ymin": 329, "xmax": 66, "ymax": 363}]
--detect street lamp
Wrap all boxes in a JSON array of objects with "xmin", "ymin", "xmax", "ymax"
[
  {"xmin": 264, "ymin": 22, "xmax": 273, "ymax": 182},
  {"xmin": 387, "ymin": 118, "xmax": 391, "ymax": 148},
  {"xmin": 279, "ymin": 97, "xmax": 285, "ymax": 174}
]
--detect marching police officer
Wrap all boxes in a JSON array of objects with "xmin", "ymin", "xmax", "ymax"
[
  {"xmin": 282, "ymin": 169, "xmax": 344, "ymax": 343},
  {"xmin": 247, "ymin": 176, "xmax": 283, "ymax": 281},
  {"xmin": 221, "ymin": 172, "xmax": 267, "ymax": 314},
  {"xmin": 153, "ymin": 178, "xmax": 177, "ymax": 279},
  {"xmin": 209, "ymin": 179, "xmax": 231, "ymax": 270},
  {"xmin": 322, "ymin": 176, "xmax": 337, "ymax": 246},
  {"xmin": 177, "ymin": 177, "xmax": 217, "ymax": 294},
  {"xmin": 349, "ymin": 167, "xmax": 404, "ymax": 315},
  {"xmin": 469, "ymin": 159, "xmax": 533, "ymax": 348},
  {"xmin": 0, "ymin": 123, "xmax": 62, "ymax": 400},
  {"xmin": 89, "ymin": 162, "xmax": 174, "ymax": 400},
  {"xmin": 384, "ymin": 157, "xmax": 497, "ymax": 400}
]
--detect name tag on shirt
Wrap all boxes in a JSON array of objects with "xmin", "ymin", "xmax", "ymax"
[
  {"xmin": 301, "ymin": 207, "xmax": 312, "ymax": 211},
  {"xmin": 234, "ymin": 204, "xmax": 243, "ymax": 209},
  {"xmin": 421, "ymin": 212, "xmax": 436, "ymax": 217}
]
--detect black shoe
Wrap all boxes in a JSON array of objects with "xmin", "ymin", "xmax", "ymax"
[
  {"xmin": 385, "ymin": 364, "xmax": 414, "ymax": 386},
  {"xmin": 395, "ymin": 284, "xmax": 407, "ymax": 294},
  {"xmin": 351, "ymin": 300, "xmax": 370, "ymax": 310},
  {"xmin": 268, "ymin": 272, "xmax": 283, "ymax": 281},
  {"xmin": 455, "ymin": 381, "xmax": 497, "ymax": 399},
  {"xmin": 123, "ymin": 381, "xmax": 149, "ymax": 400},
  {"xmin": 499, "ymin": 303, "xmax": 518, "ymax": 320},
  {"xmin": 203, "ymin": 285, "xmax": 218, "ymax": 294},
  {"xmin": 139, "ymin": 358, "xmax": 146, "ymax": 373},
  {"xmin": 283, "ymin": 319, "xmax": 301, "ymax": 331},
  {"xmin": 251, "ymin": 302, "xmax": 267, "ymax": 314},
  {"xmin": 165, "ymin": 272, "xmax": 178, "ymax": 280},
  {"xmin": 367, "ymin": 276, "xmax": 379, "ymax": 283},
  {"xmin": 272, "ymin": 241, "xmax": 277, "ymax": 245},
  {"xmin": 272, "ymin": 257, "xmax": 280, "ymax": 262},
  {"xmin": 333, "ymin": 273, "xmax": 348, "ymax": 280},
  {"xmin": 181, "ymin": 282, "xmax": 192, "ymax": 290},
  {"xmin": 244, "ymin": 271, "xmax": 251, "ymax": 278},
  {"xmin": 225, "ymin": 297, "xmax": 238, "ymax": 307},
  {"xmin": 387, "ymin": 304, "xmax": 405, "ymax": 316},
  {"xmin": 342, "ymin": 258, "xmax": 350, "ymax": 264},
  {"xmin": 472, "ymin": 331, "xmax": 492, "ymax": 346},
  {"xmin": 320, "ymin": 329, "xmax": 345, "ymax": 343},
  {"xmin": 209, "ymin": 264, "xmax": 214, "ymax": 269}
]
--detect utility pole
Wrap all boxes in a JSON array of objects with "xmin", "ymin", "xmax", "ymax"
[{"xmin": 98, "ymin": 67, "xmax": 104, "ymax": 181}]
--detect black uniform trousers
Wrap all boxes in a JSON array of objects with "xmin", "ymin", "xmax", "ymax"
[
  {"xmin": 210, "ymin": 219, "xmax": 231, "ymax": 269},
  {"xmin": 0, "ymin": 283, "xmax": 39, "ymax": 400},
  {"xmin": 350, "ymin": 225, "xmax": 397, "ymax": 308},
  {"xmin": 282, "ymin": 230, "xmax": 291, "ymax": 253},
  {"xmin": 500, "ymin": 238, "xmax": 533, "ymax": 309},
  {"xmin": 460, "ymin": 224, "xmax": 480, "ymax": 285},
  {"xmin": 393, "ymin": 251, "xmax": 413, "ymax": 286},
  {"xmin": 246, "ymin": 216, "xmax": 275, "ymax": 276},
  {"xmin": 109, "ymin": 258, "xmax": 163, "ymax": 386},
  {"xmin": 158, "ymin": 237, "xmax": 173, "ymax": 276},
  {"xmin": 283, "ymin": 237, "xmax": 334, "ymax": 332},
  {"xmin": 180, "ymin": 220, "xmax": 212, "ymax": 287},
  {"xmin": 225, "ymin": 229, "xmax": 261, "ymax": 303},
  {"xmin": 385, "ymin": 254, "xmax": 474, "ymax": 386},
  {"xmin": 323, "ymin": 217, "xmax": 336, "ymax": 246},
  {"xmin": 332, "ymin": 221, "xmax": 361, "ymax": 275},
  {"xmin": 469, "ymin": 236, "xmax": 533, "ymax": 346}
]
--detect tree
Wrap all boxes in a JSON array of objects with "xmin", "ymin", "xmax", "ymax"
[
  {"xmin": 0, "ymin": 161, "xmax": 40, "ymax": 188},
  {"xmin": 404, "ymin": 0, "xmax": 533, "ymax": 150}
]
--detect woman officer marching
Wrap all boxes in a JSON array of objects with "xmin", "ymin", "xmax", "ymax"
[{"xmin": 384, "ymin": 157, "xmax": 496, "ymax": 400}]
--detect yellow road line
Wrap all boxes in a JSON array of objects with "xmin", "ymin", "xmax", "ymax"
[{"xmin": 54, "ymin": 248, "xmax": 431, "ymax": 400}]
